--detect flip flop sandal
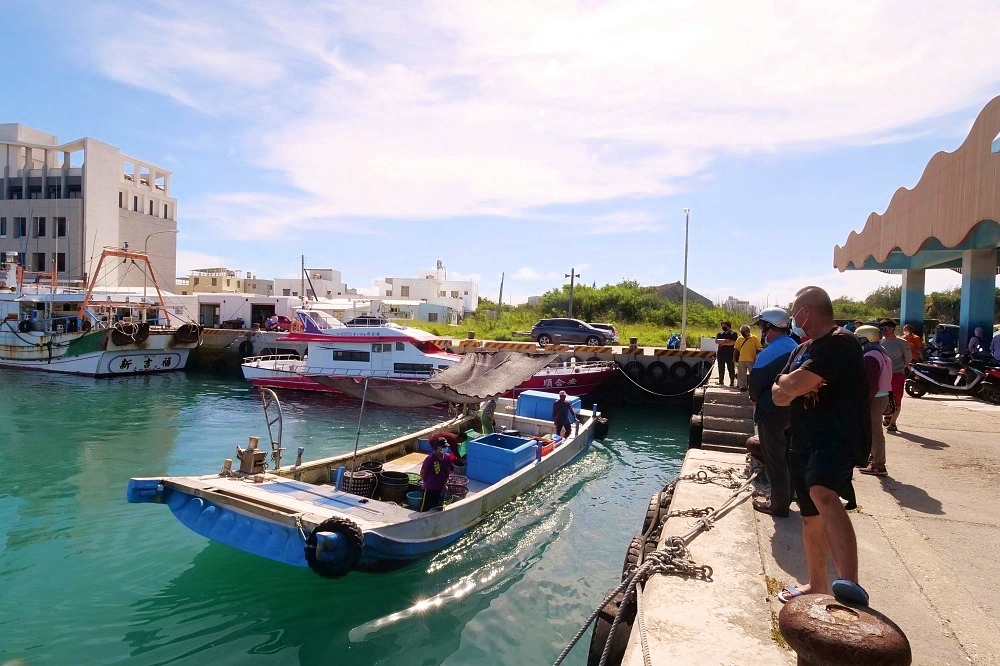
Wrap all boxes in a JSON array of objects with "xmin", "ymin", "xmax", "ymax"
[
  {"xmin": 832, "ymin": 579, "xmax": 869, "ymax": 606},
  {"xmin": 777, "ymin": 587, "xmax": 806, "ymax": 604},
  {"xmin": 882, "ymin": 415, "xmax": 891, "ymax": 427},
  {"xmin": 752, "ymin": 498, "xmax": 789, "ymax": 517},
  {"xmin": 886, "ymin": 424, "xmax": 898, "ymax": 433}
]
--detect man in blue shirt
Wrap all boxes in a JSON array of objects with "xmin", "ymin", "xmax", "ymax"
[{"xmin": 748, "ymin": 307, "xmax": 798, "ymax": 518}]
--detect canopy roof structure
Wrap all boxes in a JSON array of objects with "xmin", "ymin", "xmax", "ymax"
[{"xmin": 833, "ymin": 95, "xmax": 1000, "ymax": 348}]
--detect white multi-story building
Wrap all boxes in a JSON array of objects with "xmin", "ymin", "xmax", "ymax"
[
  {"xmin": 0, "ymin": 124, "xmax": 177, "ymax": 289},
  {"xmin": 373, "ymin": 260, "xmax": 478, "ymax": 322},
  {"xmin": 273, "ymin": 268, "xmax": 351, "ymax": 300}
]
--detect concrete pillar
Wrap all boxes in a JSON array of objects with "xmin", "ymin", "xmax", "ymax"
[
  {"xmin": 899, "ymin": 269, "xmax": 925, "ymax": 332},
  {"xmin": 959, "ymin": 248, "xmax": 996, "ymax": 352}
]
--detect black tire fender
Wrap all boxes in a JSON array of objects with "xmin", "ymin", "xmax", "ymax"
[
  {"xmin": 238, "ymin": 340, "xmax": 255, "ymax": 358},
  {"xmin": 646, "ymin": 361, "xmax": 668, "ymax": 384},
  {"xmin": 304, "ymin": 516, "xmax": 364, "ymax": 578},
  {"xmin": 17, "ymin": 320, "xmax": 31, "ymax": 333},
  {"xmin": 670, "ymin": 361, "xmax": 692, "ymax": 381},
  {"xmin": 622, "ymin": 360, "xmax": 645, "ymax": 383}
]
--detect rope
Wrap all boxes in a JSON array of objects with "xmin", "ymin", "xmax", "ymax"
[
  {"xmin": 618, "ymin": 362, "xmax": 714, "ymax": 397},
  {"xmin": 552, "ymin": 466, "xmax": 758, "ymax": 666}
]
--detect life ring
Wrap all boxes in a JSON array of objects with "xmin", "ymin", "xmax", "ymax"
[
  {"xmin": 646, "ymin": 361, "xmax": 668, "ymax": 385},
  {"xmin": 17, "ymin": 320, "xmax": 31, "ymax": 333},
  {"xmin": 238, "ymin": 340, "xmax": 255, "ymax": 358},
  {"xmin": 304, "ymin": 516, "xmax": 364, "ymax": 578},
  {"xmin": 669, "ymin": 360, "xmax": 692, "ymax": 381}
]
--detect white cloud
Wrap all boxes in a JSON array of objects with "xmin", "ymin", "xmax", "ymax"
[{"xmin": 75, "ymin": 1, "xmax": 1000, "ymax": 230}]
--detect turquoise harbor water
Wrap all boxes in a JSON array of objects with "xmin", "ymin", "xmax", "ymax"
[{"xmin": 0, "ymin": 370, "xmax": 688, "ymax": 666}]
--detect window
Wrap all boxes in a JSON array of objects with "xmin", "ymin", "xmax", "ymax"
[
  {"xmin": 33, "ymin": 253, "xmax": 46, "ymax": 271},
  {"xmin": 193, "ymin": 277, "xmax": 200, "ymax": 285},
  {"xmin": 395, "ymin": 342, "xmax": 404, "ymax": 351},
  {"xmin": 17, "ymin": 252, "xmax": 25, "ymax": 267},
  {"xmin": 0, "ymin": 217, "xmax": 6, "ymax": 237},
  {"xmin": 464, "ymin": 291, "xmax": 468, "ymax": 295},
  {"xmin": 56, "ymin": 253, "xmax": 66, "ymax": 272},
  {"xmin": 34, "ymin": 217, "xmax": 46, "ymax": 237},
  {"xmin": 15, "ymin": 217, "xmax": 27, "ymax": 238},
  {"xmin": 29, "ymin": 187, "xmax": 41, "ymax": 199},
  {"xmin": 282, "ymin": 289, "xmax": 291, "ymax": 296},
  {"xmin": 385, "ymin": 290, "xmax": 392, "ymax": 296},
  {"xmin": 393, "ymin": 363, "xmax": 433, "ymax": 375},
  {"xmin": 133, "ymin": 196, "xmax": 138, "ymax": 211},
  {"xmin": 55, "ymin": 217, "xmax": 66, "ymax": 237},
  {"xmin": 9, "ymin": 186, "xmax": 22, "ymax": 199},
  {"xmin": 226, "ymin": 279, "xmax": 230, "ymax": 287},
  {"xmin": 451, "ymin": 290, "xmax": 458, "ymax": 298},
  {"xmin": 47, "ymin": 186, "xmax": 61, "ymax": 198},
  {"xmin": 439, "ymin": 291, "xmax": 446, "ymax": 297},
  {"xmin": 149, "ymin": 200, "xmax": 154, "ymax": 215},
  {"xmin": 68, "ymin": 185, "xmax": 81, "ymax": 198},
  {"xmin": 119, "ymin": 192, "xmax": 123, "ymax": 208},
  {"xmin": 332, "ymin": 350, "xmax": 370, "ymax": 362},
  {"xmin": 163, "ymin": 203, "xmax": 169, "ymax": 218},
  {"xmin": 427, "ymin": 312, "xmax": 438, "ymax": 322},
  {"xmin": 211, "ymin": 278, "xmax": 217, "ymax": 286},
  {"xmin": 400, "ymin": 286, "xmax": 410, "ymax": 297}
]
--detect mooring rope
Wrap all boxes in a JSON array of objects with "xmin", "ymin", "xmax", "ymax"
[{"xmin": 551, "ymin": 466, "xmax": 757, "ymax": 666}]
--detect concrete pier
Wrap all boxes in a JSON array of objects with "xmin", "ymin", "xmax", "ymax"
[{"xmin": 621, "ymin": 394, "xmax": 1000, "ymax": 665}]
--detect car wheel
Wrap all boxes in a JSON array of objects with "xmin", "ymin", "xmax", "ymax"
[
  {"xmin": 585, "ymin": 336, "xmax": 601, "ymax": 346},
  {"xmin": 537, "ymin": 334, "xmax": 552, "ymax": 345}
]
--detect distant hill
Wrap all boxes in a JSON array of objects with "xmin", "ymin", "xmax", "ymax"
[{"xmin": 654, "ymin": 282, "xmax": 713, "ymax": 308}]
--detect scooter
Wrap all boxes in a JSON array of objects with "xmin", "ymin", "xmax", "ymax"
[{"xmin": 905, "ymin": 355, "xmax": 1000, "ymax": 404}]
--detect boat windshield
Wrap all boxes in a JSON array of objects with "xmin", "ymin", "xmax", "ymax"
[
  {"xmin": 302, "ymin": 310, "xmax": 344, "ymax": 329},
  {"xmin": 413, "ymin": 340, "xmax": 444, "ymax": 354}
]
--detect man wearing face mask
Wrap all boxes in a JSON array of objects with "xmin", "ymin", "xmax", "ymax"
[
  {"xmin": 715, "ymin": 320, "xmax": 738, "ymax": 386},
  {"xmin": 772, "ymin": 286, "xmax": 871, "ymax": 607}
]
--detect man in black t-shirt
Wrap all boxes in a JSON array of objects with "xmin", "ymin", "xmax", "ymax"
[
  {"xmin": 771, "ymin": 286, "xmax": 871, "ymax": 607},
  {"xmin": 715, "ymin": 320, "xmax": 738, "ymax": 386}
]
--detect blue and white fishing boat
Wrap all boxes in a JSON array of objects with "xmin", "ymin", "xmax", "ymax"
[{"xmin": 126, "ymin": 387, "xmax": 606, "ymax": 577}]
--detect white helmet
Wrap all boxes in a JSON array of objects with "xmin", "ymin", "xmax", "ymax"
[
  {"xmin": 855, "ymin": 325, "xmax": 881, "ymax": 344},
  {"xmin": 753, "ymin": 307, "xmax": 790, "ymax": 330}
]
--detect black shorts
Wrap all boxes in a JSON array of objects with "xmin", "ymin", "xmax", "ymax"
[{"xmin": 788, "ymin": 445, "xmax": 855, "ymax": 517}]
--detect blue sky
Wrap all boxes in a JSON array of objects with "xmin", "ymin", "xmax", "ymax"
[{"xmin": 4, "ymin": 1, "xmax": 999, "ymax": 307}]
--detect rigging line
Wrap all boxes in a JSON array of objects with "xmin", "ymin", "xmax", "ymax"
[{"xmin": 348, "ymin": 376, "xmax": 371, "ymax": 473}]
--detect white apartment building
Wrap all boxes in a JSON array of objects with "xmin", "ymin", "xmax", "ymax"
[
  {"xmin": 373, "ymin": 260, "xmax": 478, "ymax": 322},
  {"xmin": 0, "ymin": 124, "xmax": 177, "ymax": 289},
  {"xmin": 273, "ymin": 268, "xmax": 351, "ymax": 300}
]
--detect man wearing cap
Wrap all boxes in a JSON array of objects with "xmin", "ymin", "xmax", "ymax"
[
  {"xmin": 419, "ymin": 437, "xmax": 455, "ymax": 511},
  {"xmin": 552, "ymin": 391, "xmax": 578, "ymax": 438},
  {"xmin": 878, "ymin": 319, "xmax": 911, "ymax": 433}
]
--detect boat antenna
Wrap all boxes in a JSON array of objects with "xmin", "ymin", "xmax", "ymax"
[{"xmin": 349, "ymin": 376, "xmax": 370, "ymax": 470}]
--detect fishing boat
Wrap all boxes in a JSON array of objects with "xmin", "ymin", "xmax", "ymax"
[
  {"xmin": 127, "ymin": 387, "xmax": 607, "ymax": 577},
  {"xmin": 240, "ymin": 309, "xmax": 617, "ymax": 396},
  {"xmin": 0, "ymin": 247, "xmax": 201, "ymax": 375}
]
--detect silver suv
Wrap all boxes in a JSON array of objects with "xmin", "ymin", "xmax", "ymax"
[{"xmin": 531, "ymin": 318, "xmax": 611, "ymax": 345}]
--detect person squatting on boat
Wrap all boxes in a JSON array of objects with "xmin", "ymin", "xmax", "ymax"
[
  {"xmin": 419, "ymin": 438, "xmax": 455, "ymax": 511},
  {"xmin": 552, "ymin": 391, "xmax": 578, "ymax": 438},
  {"xmin": 747, "ymin": 307, "xmax": 797, "ymax": 518},
  {"xmin": 772, "ymin": 286, "xmax": 871, "ymax": 607}
]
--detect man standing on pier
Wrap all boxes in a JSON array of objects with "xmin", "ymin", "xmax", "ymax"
[{"xmin": 771, "ymin": 286, "xmax": 871, "ymax": 606}]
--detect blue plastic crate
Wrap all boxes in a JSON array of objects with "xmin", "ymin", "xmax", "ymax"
[
  {"xmin": 466, "ymin": 434, "xmax": 536, "ymax": 484},
  {"xmin": 515, "ymin": 390, "xmax": 582, "ymax": 420}
]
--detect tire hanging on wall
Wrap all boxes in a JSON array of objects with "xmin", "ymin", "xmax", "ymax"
[
  {"xmin": 669, "ymin": 360, "xmax": 692, "ymax": 381},
  {"xmin": 622, "ymin": 361, "xmax": 645, "ymax": 383},
  {"xmin": 646, "ymin": 361, "xmax": 668, "ymax": 386},
  {"xmin": 238, "ymin": 339, "xmax": 255, "ymax": 358}
]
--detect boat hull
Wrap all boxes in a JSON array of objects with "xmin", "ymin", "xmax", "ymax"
[
  {"xmin": 127, "ymin": 408, "xmax": 597, "ymax": 573},
  {"xmin": 0, "ymin": 330, "xmax": 193, "ymax": 376}
]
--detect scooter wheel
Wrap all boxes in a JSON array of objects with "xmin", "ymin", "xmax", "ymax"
[
  {"xmin": 978, "ymin": 383, "xmax": 1000, "ymax": 405},
  {"xmin": 904, "ymin": 379, "xmax": 927, "ymax": 398}
]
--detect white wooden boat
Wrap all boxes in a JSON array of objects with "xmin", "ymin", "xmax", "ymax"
[
  {"xmin": 0, "ymin": 248, "xmax": 201, "ymax": 375},
  {"xmin": 127, "ymin": 389, "xmax": 605, "ymax": 577}
]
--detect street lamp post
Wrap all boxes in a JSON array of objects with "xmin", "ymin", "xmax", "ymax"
[
  {"xmin": 565, "ymin": 268, "xmax": 580, "ymax": 318},
  {"xmin": 143, "ymin": 229, "xmax": 179, "ymax": 301},
  {"xmin": 681, "ymin": 208, "xmax": 690, "ymax": 350}
]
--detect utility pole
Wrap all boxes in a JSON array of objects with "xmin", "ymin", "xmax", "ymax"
[
  {"xmin": 300, "ymin": 255, "xmax": 305, "ymax": 306},
  {"xmin": 497, "ymin": 272, "xmax": 505, "ymax": 320},
  {"xmin": 565, "ymin": 268, "xmax": 580, "ymax": 318},
  {"xmin": 681, "ymin": 208, "xmax": 690, "ymax": 350}
]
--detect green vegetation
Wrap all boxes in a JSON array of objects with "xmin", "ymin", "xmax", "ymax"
[{"xmin": 405, "ymin": 281, "xmax": 987, "ymax": 346}]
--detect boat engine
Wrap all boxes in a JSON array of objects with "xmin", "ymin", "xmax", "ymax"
[{"xmin": 236, "ymin": 436, "xmax": 267, "ymax": 475}]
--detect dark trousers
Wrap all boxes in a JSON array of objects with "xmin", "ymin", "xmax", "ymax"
[
  {"xmin": 717, "ymin": 355, "xmax": 735, "ymax": 383},
  {"xmin": 757, "ymin": 411, "xmax": 791, "ymax": 513},
  {"xmin": 419, "ymin": 488, "xmax": 444, "ymax": 511},
  {"xmin": 555, "ymin": 420, "xmax": 572, "ymax": 438}
]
